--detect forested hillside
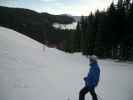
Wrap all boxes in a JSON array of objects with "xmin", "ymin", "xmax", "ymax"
[
  {"xmin": 69, "ymin": 0, "xmax": 133, "ymax": 60},
  {"xmin": 0, "ymin": 6, "xmax": 75, "ymax": 46}
]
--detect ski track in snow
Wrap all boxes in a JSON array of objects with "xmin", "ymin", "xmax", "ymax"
[{"xmin": 0, "ymin": 27, "xmax": 133, "ymax": 100}]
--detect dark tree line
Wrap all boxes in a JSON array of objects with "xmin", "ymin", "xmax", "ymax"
[
  {"xmin": 65, "ymin": 0, "xmax": 133, "ymax": 60},
  {"xmin": 0, "ymin": 6, "xmax": 75, "ymax": 46}
]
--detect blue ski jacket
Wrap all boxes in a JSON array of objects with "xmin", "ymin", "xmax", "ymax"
[{"xmin": 84, "ymin": 63, "xmax": 100, "ymax": 89}]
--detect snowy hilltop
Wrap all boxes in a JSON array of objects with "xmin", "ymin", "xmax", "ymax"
[{"xmin": 0, "ymin": 26, "xmax": 133, "ymax": 100}]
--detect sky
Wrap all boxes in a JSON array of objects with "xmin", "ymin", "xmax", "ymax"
[{"xmin": 0, "ymin": 0, "xmax": 114, "ymax": 16}]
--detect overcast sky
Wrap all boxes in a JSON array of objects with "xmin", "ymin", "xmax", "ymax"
[{"xmin": 0, "ymin": 0, "xmax": 114, "ymax": 16}]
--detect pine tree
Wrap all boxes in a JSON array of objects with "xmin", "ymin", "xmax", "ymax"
[{"xmin": 73, "ymin": 21, "xmax": 81, "ymax": 52}]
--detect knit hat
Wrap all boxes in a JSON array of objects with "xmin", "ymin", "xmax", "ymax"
[{"xmin": 89, "ymin": 55, "xmax": 98, "ymax": 63}]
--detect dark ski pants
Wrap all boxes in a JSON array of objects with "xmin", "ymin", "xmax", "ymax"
[{"xmin": 79, "ymin": 86, "xmax": 98, "ymax": 100}]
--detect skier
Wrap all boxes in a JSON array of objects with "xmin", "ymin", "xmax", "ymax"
[{"xmin": 79, "ymin": 55, "xmax": 100, "ymax": 100}]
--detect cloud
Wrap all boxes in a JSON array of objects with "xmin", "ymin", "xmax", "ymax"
[
  {"xmin": 40, "ymin": 0, "xmax": 56, "ymax": 2},
  {"xmin": 78, "ymin": 0, "xmax": 113, "ymax": 14},
  {"xmin": 0, "ymin": 0, "xmax": 15, "ymax": 4},
  {"xmin": 35, "ymin": 0, "xmax": 113, "ymax": 15},
  {"xmin": 0, "ymin": 0, "xmax": 114, "ymax": 16}
]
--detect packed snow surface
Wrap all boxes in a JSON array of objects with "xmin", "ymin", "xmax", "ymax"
[{"xmin": 0, "ymin": 27, "xmax": 133, "ymax": 100}]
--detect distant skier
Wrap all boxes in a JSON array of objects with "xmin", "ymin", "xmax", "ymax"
[{"xmin": 79, "ymin": 55, "xmax": 100, "ymax": 100}]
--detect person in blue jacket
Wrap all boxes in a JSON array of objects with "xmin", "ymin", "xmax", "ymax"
[{"xmin": 79, "ymin": 55, "xmax": 100, "ymax": 100}]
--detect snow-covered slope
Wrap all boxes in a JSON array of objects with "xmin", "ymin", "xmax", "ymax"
[{"xmin": 0, "ymin": 26, "xmax": 133, "ymax": 100}]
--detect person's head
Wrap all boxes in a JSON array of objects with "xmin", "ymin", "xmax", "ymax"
[{"xmin": 89, "ymin": 55, "xmax": 98, "ymax": 64}]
